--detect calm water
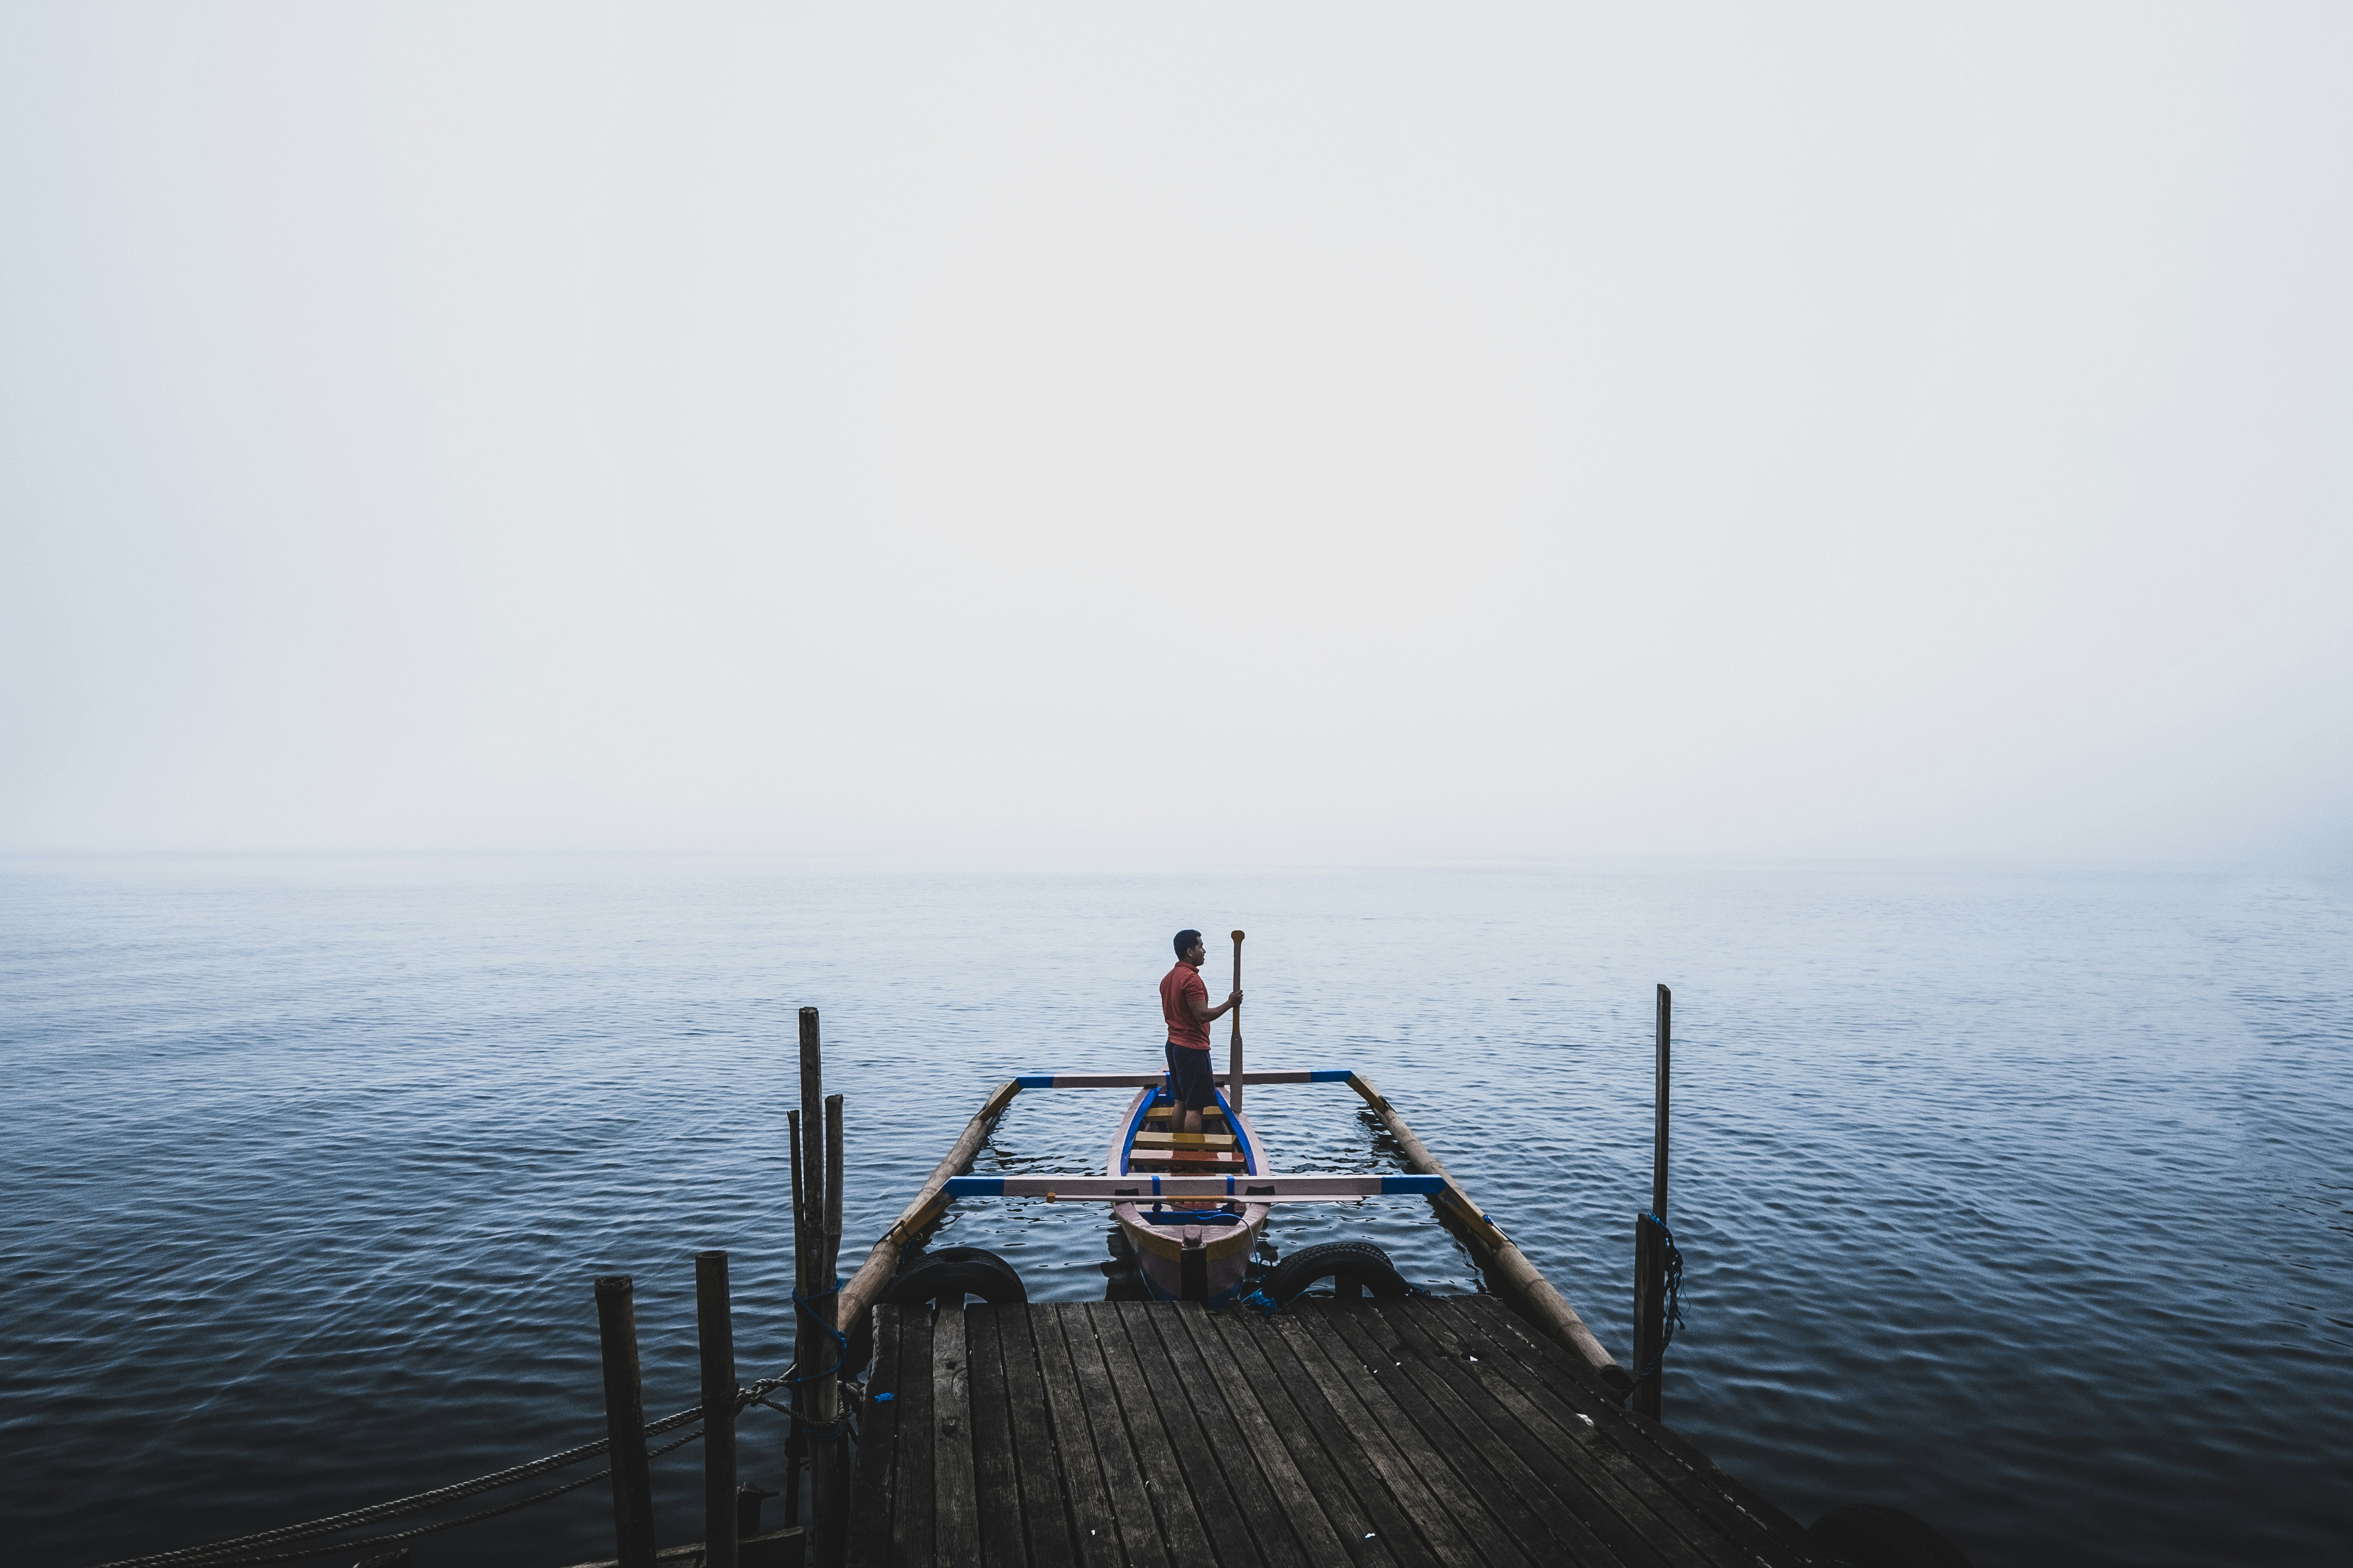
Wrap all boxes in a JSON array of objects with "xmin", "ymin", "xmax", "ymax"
[{"xmin": 3, "ymin": 857, "xmax": 2348, "ymax": 1567}]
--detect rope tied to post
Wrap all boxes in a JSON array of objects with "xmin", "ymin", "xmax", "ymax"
[
  {"xmin": 787, "ymin": 1276, "xmax": 848, "ymax": 1385},
  {"xmin": 1624, "ymin": 1209, "xmax": 1684, "ymax": 1402},
  {"xmin": 780, "ymin": 1276, "xmax": 850, "ymax": 1441}
]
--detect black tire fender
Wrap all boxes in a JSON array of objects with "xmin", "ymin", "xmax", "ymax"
[
  {"xmin": 842, "ymin": 1246, "xmax": 1027, "ymax": 1377},
  {"xmin": 1265, "ymin": 1240, "xmax": 1412, "ymax": 1304}
]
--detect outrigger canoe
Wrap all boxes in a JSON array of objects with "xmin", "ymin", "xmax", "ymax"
[
  {"xmin": 1108, "ymin": 1080, "xmax": 1267, "ymax": 1303},
  {"xmin": 936, "ymin": 1068, "xmax": 1450, "ymax": 1305}
]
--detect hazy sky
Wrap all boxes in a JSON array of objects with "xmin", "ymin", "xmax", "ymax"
[{"xmin": 4, "ymin": 4, "xmax": 2348, "ymax": 867}]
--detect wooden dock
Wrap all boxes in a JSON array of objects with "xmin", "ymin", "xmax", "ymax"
[{"xmin": 847, "ymin": 1296, "xmax": 1827, "ymax": 1568}]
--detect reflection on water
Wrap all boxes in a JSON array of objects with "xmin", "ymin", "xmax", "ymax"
[{"xmin": 3, "ymin": 857, "xmax": 2348, "ymax": 1566}]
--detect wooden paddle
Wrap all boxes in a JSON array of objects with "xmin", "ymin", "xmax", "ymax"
[{"xmin": 1228, "ymin": 929, "xmax": 1245, "ymax": 1113}]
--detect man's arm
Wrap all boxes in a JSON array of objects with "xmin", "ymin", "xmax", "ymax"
[{"xmin": 1188, "ymin": 986, "xmax": 1243, "ymax": 1025}]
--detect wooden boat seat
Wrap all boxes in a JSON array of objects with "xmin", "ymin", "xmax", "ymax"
[
  {"xmin": 1145, "ymin": 1106, "xmax": 1228, "ymax": 1126},
  {"xmin": 1132, "ymin": 1130, "xmax": 1236, "ymax": 1150},
  {"xmin": 1128, "ymin": 1149, "xmax": 1246, "ymax": 1170}
]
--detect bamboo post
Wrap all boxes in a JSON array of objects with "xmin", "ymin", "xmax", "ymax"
[
  {"xmin": 784, "ymin": 1110, "xmax": 809, "ymax": 1529},
  {"xmin": 824, "ymin": 1094, "xmax": 845, "ymax": 1282},
  {"xmin": 1633, "ymin": 983, "xmax": 1671, "ymax": 1419},
  {"xmin": 1227, "ymin": 930, "xmax": 1245, "ymax": 1114},
  {"xmin": 695, "ymin": 1249, "xmax": 739, "ymax": 1568},
  {"xmin": 799, "ymin": 1009, "xmax": 827, "ymax": 1257},
  {"xmin": 593, "ymin": 1275, "xmax": 657, "ymax": 1568},
  {"xmin": 814, "ymin": 1091, "xmax": 846, "ymax": 1566},
  {"xmin": 795, "ymin": 1008, "xmax": 838, "ymax": 1564}
]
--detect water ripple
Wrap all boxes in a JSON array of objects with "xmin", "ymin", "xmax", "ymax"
[{"xmin": 2, "ymin": 858, "xmax": 2349, "ymax": 1566}]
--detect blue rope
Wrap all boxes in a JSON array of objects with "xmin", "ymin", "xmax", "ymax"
[
  {"xmin": 786, "ymin": 1278, "xmax": 849, "ymax": 1442},
  {"xmin": 1227, "ymin": 1286, "xmax": 1283, "ymax": 1318},
  {"xmin": 1627, "ymin": 1211, "xmax": 1685, "ymax": 1401}
]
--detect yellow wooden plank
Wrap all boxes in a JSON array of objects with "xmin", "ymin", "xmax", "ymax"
[
  {"xmin": 1128, "ymin": 1150, "xmax": 1245, "ymax": 1169},
  {"xmin": 1132, "ymin": 1130, "xmax": 1237, "ymax": 1150}
]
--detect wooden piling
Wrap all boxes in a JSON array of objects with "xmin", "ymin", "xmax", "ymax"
[
  {"xmin": 824, "ymin": 1094, "xmax": 845, "ymax": 1282},
  {"xmin": 814, "ymin": 1091, "xmax": 847, "ymax": 1566},
  {"xmin": 1632, "ymin": 983, "xmax": 1671, "ymax": 1419},
  {"xmin": 695, "ymin": 1249, "xmax": 739, "ymax": 1568},
  {"xmin": 593, "ymin": 1275, "xmax": 658, "ymax": 1568},
  {"xmin": 795, "ymin": 1009, "xmax": 840, "ymax": 1564},
  {"xmin": 1653, "ymin": 983, "xmax": 1671, "ymax": 1218},
  {"xmin": 785, "ymin": 1110, "xmax": 809, "ymax": 1529},
  {"xmin": 735, "ymin": 1482, "xmax": 777, "ymax": 1541},
  {"xmin": 799, "ymin": 1009, "xmax": 827, "ymax": 1244}
]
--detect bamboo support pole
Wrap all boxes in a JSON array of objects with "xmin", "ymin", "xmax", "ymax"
[
  {"xmin": 814, "ymin": 1091, "xmax": 847, "ymax": 1566},
  {"xmin": 794, "ymin": 1009, "xmax": 839, "ymax": 1563},
  {"xmin": 694, "ymin": 1250, "xmax": 739, "ymax": 1568},
  {"xmin": 823, "ymin": 1094, "xmax": 845, "ymax": 1284},
  {"xmin": 592, "ymin": 1275, "xmax": 657, "ymax": 1568},
  {"xmin": 1347, "ymin": 1071, "xmax": 1620, "ymax": 1375},
  {"xmin": 835, "ymin": 1079, "xmax": 1022, "ymax": 1330},
  {"xmin": 785, "ymin": 1110, "xmax": 809, "ymax": 1529},
  {"xmin": 798, "ymin": 1009, "xmax": 827, "ymax": 1262}
]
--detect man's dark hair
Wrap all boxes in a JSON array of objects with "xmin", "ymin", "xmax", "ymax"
[{"xmin": 1173, "ymin": 929, "xmax": 1203, "ymax": 959}]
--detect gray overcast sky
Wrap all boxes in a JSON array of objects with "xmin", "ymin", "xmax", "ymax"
[{"xmin": 3, "ymin": 4, "xmax": 2348, "ymax": 868}]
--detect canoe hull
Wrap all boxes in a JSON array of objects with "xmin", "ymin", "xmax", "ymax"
[{"xmin": 1107, "ymin": 1084, "xmax": 1269, "ymax": 1304}]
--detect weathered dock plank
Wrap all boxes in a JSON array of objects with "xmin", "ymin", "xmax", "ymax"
[
  {"xmin": 998, "ymin": 1304, "xmax": 1080, "ymax": 1568},
  {"xmin": 1359, "ymin": 1302, "xmax": 1660, "ymax": 1568},
  {"xmin": 1087, "ymin": 1301, "xmax": 1226, "ymax": 1566},
  {"xmin": 1404, "ymin": 1300, "xmax": 1735, "ymax": 1567},
  {"xmin": 968, "ymin": 1306, "xmax": 1026, "ymax": 1568},
  {"xmin": 1135, "ymin": 1304, "xmax": 1315, "ymax": 1568},
  {"xmin": 933, "ymin": 1305, "xmax": 981, "ymax": 1568},
  {"xmin": 1029, "ymin": 1305, "xmax": 1131, "ymax": 1568},
  {"xmin": 1163, "ymin": 1305, "xmax": 1355, "ymax": 1568},
  {"xmin": 1265, "ymin": 1312, "xmax": 1498, "ymax": 1568},
  {"xmin": 1315, "ymin": 1304, "xmax": 1631, "ymax": 1568},
  {"xmin": 848, "ymin": 1306, "xmax": 905, "ymax": 1567},
  {"xmin": 1424, "ymin": 1299, "xmax": 1825, "ymax": 1566},
  {"xmin": 1203, "ymin": 1308, "xmax": 1426, "ymax": 1568},
  {"xmin": 848, "ymin": 1298, "xmax": 1822, "ymax": 1568},
  {"xmin": 888, "ymin": 1307, "xmax": 936, "ymax": 1568},
  {"xmin": 1053, "ymin": 1305, "xmax": 1177, "ymax": 1568}
]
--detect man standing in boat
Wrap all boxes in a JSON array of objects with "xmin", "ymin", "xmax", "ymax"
[{"xmin": 1161, "ymin": 930, "xmax": 1242, "ymax": 1136}]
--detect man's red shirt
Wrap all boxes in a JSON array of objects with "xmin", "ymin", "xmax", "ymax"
[{"xmin": 1161, "ymin": 961, "xmax": 1211, "ymax": 1049}]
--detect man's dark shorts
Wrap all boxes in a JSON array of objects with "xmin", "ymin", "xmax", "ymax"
[{"xmin": 1164, "ymin": 1040, "xmax": 1217, "ymax": 1113}]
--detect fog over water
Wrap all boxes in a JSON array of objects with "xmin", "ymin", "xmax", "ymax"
[
  {"xmin": 3, "ymin": 4, "xmax": 2349, "ymax": 868},
  {"xmin": 4, "ymin": 10, "xmax": 2352, "ymax": 1568}
]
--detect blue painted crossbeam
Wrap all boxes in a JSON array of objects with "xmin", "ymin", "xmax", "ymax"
[
  {"xmin": 1012, "ymin": 1069, "xmax": 1356, "ymax": 1088},
  {"xmin": 942, "ymin": 1173, "xmax": 1446, "ymax": 1201}
]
